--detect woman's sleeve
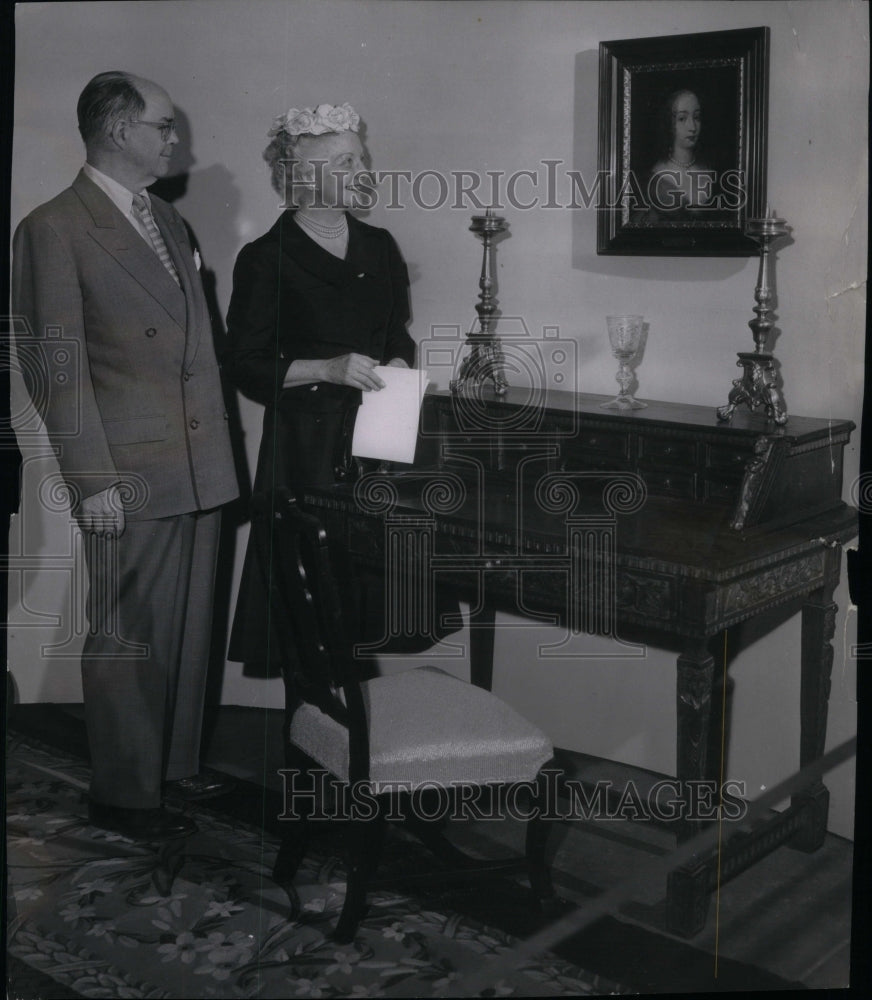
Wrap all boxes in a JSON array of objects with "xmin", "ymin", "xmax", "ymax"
[
  {"xmin": 383, "ymin": 232, "xmax": 417, "ymax": 367},
  {"xmin": 223, "ymin": 243, "xmax": 290, "ymax": 406}
]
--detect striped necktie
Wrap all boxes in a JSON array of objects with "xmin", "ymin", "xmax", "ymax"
[{"xmin": 132, "ymin": 193, "xmax": 180, "ymax": 285}]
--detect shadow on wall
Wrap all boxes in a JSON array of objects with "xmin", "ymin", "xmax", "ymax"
[{"xmin": 151, "ymin": 106, "xmax": 249, "ymax": 724}]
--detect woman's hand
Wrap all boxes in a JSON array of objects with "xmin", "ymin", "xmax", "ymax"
[
  {"xmin": 321, "ymin": 353, "xmax": 386, "ymax": 391},
  {"xmin": 282, "ymin": 354, "xmax": 409, "ymax": 390}
]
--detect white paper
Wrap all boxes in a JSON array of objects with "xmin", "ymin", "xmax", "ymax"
[{"xmin": 351, "ymin": 367, "xmax": 429, "ymax": 464}]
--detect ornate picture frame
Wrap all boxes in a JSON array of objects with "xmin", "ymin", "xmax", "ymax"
[{"xmin": 597, "ymin": 27, "xmax": 769, "ymax": 256}]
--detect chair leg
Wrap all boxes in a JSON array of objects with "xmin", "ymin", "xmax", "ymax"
[
  {"xmin": 525, "ymin": 814, "xmax": 555, "ymax": 901},
  {"xmin": 525, "ymin": 775, "xmax": 555, "ymax": 902},
  {"xmin": 333, "ymin": 806, "xmax": 387, "ymax": 943},
  {"xmin": 274, "ymin": 752, "xmax": 324, "ymax": 920}
]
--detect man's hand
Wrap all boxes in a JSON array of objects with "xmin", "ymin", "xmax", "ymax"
[
  {"xmin": 77, "ymin": 486, "xmax": 126, "ymax": 537},
  {"xmin": 386, "ymin": 357, "xmax": 410, "ymax": 369}
]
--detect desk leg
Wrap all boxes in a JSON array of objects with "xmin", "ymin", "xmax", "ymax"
[
  {"xmin": 675, "ymin": 638, "xmax": 717, "ymax": 826},
  {"xmin": 667, "ymin": 638, "xmax": 716, "ymax": 936},
  {"xmin": 469, "ymin": 602, "xmax": 496, "ymax": 690},
  {"xmin": 791, "ymin": 551, "xmax": 840, "ymax": 852}
]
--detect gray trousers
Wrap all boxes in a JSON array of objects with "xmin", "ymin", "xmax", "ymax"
[{"xmin": 81, "ymin": 508, "xmax": 222, "ymax": 809}]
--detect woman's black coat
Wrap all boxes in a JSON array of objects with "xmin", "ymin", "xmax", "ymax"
[{"xmin": 224, "ymin": 211, "xmax": 417, "ymax": 665}]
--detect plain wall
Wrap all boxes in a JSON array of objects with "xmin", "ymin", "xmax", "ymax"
[{"xmin": 7, "ymin": 0, "xmax": 866, "ymax": 839}]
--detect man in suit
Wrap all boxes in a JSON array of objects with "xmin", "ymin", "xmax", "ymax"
[{"xmin": 12, "ymin": 71, "xmax": 239, "ymax": 841}]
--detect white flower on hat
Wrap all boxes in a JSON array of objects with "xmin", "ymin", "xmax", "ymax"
[{"xmin": 268, "ymin": 103, "xmax": 360, "ymax": 138}]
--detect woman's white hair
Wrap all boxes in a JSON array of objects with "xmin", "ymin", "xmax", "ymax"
[{"xmin": 263, "ymin": 131, "xmax": 302, "ymax": 201}]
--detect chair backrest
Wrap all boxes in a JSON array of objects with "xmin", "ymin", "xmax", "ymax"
[{"xmin": 250, "ymin": 490, "xmax": 362, "ymax": 729}]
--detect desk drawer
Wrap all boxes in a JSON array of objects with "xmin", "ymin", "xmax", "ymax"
[
  {"xmin": 640, "ymin": 468, "xmax": 696, "ymax": 499},
  {"xmin": 638, "ymin": 436, "xmax": 698, "ymax": 467},
  {"xmin": 577, "ymin": 428, "xmax": 631, "ymax": 457},
  {"xmin": 702, "ymin": 475, "xmax": 741, "ymax": 503},
  {"xmin": 562, "ymin": 429, "xmax": 631, "ymax": 469},
  {"xmin": 705, "ymin": 444, "xmax": 753, "ymax": 473}
]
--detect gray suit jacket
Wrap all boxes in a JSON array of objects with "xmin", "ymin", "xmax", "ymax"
[{"xmin": 12, "ymin": 171, "xmax": 238, "ymax": 519}]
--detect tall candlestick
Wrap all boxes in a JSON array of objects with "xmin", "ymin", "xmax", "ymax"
[
  {"xmin": 717, "ymin": 212, "xmax": 791, "ymax": 424},
  {"xmin": 450, "ymin": 207, "xmax": 510, "ymax": 396}
]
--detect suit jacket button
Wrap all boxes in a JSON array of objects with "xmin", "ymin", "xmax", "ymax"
[
  {"xmin": 190, "ymin": 419, "xmax": 199, "ymax": 429},
  {"xmin": 183, "ymin": 372, "xmax": 191, "ymax": 381},
  {"xmin": 145, "ymin": 327, "xmax": 157, "ymax": 337}
]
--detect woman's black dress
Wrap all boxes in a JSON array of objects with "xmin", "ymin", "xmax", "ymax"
[{"xmin": 224, "ymin": 211, "xmax": 421, "ymax": 667}]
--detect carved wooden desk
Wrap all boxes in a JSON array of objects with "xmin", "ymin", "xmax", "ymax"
[{"xmin": 303, "ymin": 388, "xmax": 857, "ymax": 935}]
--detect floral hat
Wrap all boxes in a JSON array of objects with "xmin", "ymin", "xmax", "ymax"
[{"xmin": 268, "ymin": 103, "xmax": 360, "ymax": 138}]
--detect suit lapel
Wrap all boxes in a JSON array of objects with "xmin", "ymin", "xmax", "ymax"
[
  {"xmin": 151, "ymin": 198, "xmax": 206, "ymax": 367},
  {"xmin": 72, "ymin": 172, "xmax": 187, "ymax": 331}
]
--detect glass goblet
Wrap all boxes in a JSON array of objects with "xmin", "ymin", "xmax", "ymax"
[{"xmin": 601, "ymin": 314, "xmax": 647, "ymax": 410}]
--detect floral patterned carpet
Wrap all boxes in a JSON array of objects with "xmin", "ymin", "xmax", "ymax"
[{"xmin": 6, "ymin": 732, "xmax": 624, "ymax": 999}]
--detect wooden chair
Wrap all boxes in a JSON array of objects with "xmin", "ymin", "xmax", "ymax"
[{"xmin": 251, "ymin": 489, "xmax": 556, "ymax": 942}]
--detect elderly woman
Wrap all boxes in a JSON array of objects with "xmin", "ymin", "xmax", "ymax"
[
  {"xmin": 224, "ymin": 103, "xmax": 423, "ymax": 668},
  {"xmin": 226, "ymin": 102, "xmax": 415, "ymax": 488}
]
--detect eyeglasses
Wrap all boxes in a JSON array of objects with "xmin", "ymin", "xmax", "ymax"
[{"xmin": 123, "ymin": 119, "xmax": 178, "ymax": 141}]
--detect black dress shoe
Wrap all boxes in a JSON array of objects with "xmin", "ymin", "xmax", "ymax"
[
  {"xmin": 164, "ymin": 769, "xmax": 236, "ymax": 801},
  {"xmin": 88, "ymin": 801, "xmax": 198, "ymax": 841}
]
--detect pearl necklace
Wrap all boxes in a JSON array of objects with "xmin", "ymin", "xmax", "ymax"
[
  {"xmin": 295, "ymin": 211, "xmax": 349, "ymax": 240},
  {"xmin": 668, "ymin": 154, "xmax": 696, "ymax": 169}
]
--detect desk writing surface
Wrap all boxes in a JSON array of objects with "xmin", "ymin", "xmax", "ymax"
[
  {"xmin": 306, "ymin": 476, "xmax": 854, "ymax": 639},
  {"xmin": 310, "ymin": 475, "xmax": 855, "ymax": 578}
]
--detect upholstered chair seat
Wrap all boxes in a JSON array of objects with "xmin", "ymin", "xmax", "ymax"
[{"xmin": 290, "ymin": 664, "xmax": 553, "ymax": 793}]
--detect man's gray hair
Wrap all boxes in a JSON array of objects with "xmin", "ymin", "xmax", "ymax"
[{"xmin": 77, "ymin": 71, "xmax": 145, "ymax": 144}]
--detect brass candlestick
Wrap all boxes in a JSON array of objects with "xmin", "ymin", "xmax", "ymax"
[
  {"xmin": 450, "ymin": 208, "xmax": 509, "ymax": 396},
  {"xmin": 717, "ymin": 212, "xmax": 791, "ymax": 425}
]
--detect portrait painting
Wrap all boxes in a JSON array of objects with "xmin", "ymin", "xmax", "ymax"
[{"xmin": 597, "ymin": 27, "xmax": 769, "ymax": 255}]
